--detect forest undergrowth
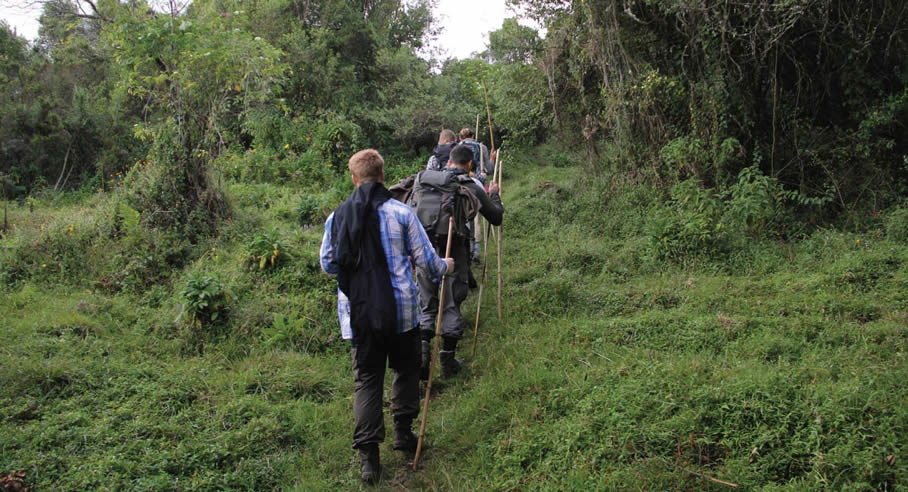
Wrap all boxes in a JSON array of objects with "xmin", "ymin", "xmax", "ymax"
[{"xmin": 1, "ymin": 145, "xmax": 906, "ymax": 490}]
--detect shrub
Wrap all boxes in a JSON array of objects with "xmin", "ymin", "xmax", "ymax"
[
  {"xmin": 242, "ymin": 107, "xmax": 308, "ymax": 153},
  {"xmin": 125, "ymin": 127, "xmax": 230, "ymax": 236},
  {"xmin": 295, "ymin": 195, "xmax": 322, "ymax": 227},
  {"xmin": 215, "ymin": 147, "xmax": 335, "ymax": 188},
  {"xmin": 646, "ymin": 178, "xmax": 725, "ymax": 260},
  {"xmin": 534, "ymin": 144, "xmax": 582, "ymax": 169},
  {"xmin": 885, "ymin": 206, "xmax": 908, "ymax": 242},
  {"xmin": 309, "ymin": 112, "xmax": 363, "ymax": 173},
  {"xmin": 217, "ymin": 148, "xmax": 295, "ymax": 184},
  {"xmin": 723, "ymin": 165, "xmax": 786, "ymax": 239},
  {"xmin": 660, "ymin": 136, "xmax": 742, "ymax": 186},
  {"xmin": 180, "ymin": 273, "xmax": 230, "ymax": 329},
  {"xmin": 0, "ymin": 196, "xmax": 121, "ymax": 286},
  {"xmin": 247, "ymin": 228, "xmax": 287, "ymax": 270}
]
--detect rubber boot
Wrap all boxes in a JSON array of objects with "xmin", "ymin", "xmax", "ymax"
[
  {"xmin": 439, "ymin": 350, "xmax": 463, "ymax": 379},
  {"xmin": 358, "ymin": 444, "xmax": 381, "ymax": 484},
  {"xmin": 420, "ymin": 340, "xmax": 431, "ymax": 381},
  {"xmin": 392, "ymin": 416, "xmax": 418, "ymax": 452}
]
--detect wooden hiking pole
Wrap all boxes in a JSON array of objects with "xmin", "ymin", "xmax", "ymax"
[
  {"xmin": 481, "ymin": 81, "xmax": 503, "ymax": 318},
  {"xmin": 471, "ymin": 221, "xmax": 491, "ymax": 356},
  {"xmin": 471, "ymin": 149, "xmax": 494, "ymax": 357},
  {"xmin": 474, "ymin": 150, "xmax": 504, "ymax": 345},
  {"xmin": 413, "ymin": 217, "xmax": 455, "ymax": 471},
  {"xmin": 482, "ymin": 81, "xmax": 496, "ymax": 156},
  {"xmin": 495, "ymin": 150, "xmax": 503, "ymax": 320},
  {"xmin": 475, "ymin": 112, "xmax": 486, "ymax": 272}
]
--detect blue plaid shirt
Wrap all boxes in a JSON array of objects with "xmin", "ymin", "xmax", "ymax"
[{"xmin": 320, "ymin": 197, "xmax": 448, "ymax": 339}]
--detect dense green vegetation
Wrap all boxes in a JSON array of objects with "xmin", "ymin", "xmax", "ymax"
[
  {"xmin": 2, "ymin": 146, "xmax": 906, "ymax": 489},
  {"xmin": 2, "ymin": 0, "xmax": 907, "ymax": 489}
]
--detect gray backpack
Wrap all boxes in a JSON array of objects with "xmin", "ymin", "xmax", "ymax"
[{"xmin": 407, "ymin": 170, "xmax": 479, "ymax": 238}]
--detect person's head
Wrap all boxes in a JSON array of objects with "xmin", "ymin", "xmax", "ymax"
[
  {"xmin": 438, "ymin": 129, "xmax": 457, "ymax": 145},
  {"xmin": 448, "ymin": 144, "xmax": 474, "ymax": 170},
  {"xmin": 459, "ymin": 128, "xmax": 474, "ymax": 140},
  {"xmin": 347, "ymin": 149, "xmax": 384, "ymax": 186}
]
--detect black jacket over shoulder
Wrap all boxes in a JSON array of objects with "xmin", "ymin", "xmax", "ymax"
[{"xmin": 331, "ymin": 182, "xmax": 397, "ymax": 335}]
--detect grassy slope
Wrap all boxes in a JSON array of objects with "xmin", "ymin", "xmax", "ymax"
[{"xmin": 1, "ymin": 152, "xmax": 906, "ymax": 490}]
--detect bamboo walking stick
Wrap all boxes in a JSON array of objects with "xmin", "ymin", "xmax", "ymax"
[
  {"xmin": 482, "ymin": 81, "xmax": 496, "ymax": 156},
  {"xmin": 481, "ymin": 81, "xmax": 502, "ymax": 319},
  {"xmin": 495, "ymin": 151, "xmax": 503, "ymax": 320},
  {"xmin": 487, "ymin": 152, "xmax": 502, "ymax": 259},
  {"xmin": 475, "ymin": 112, "xmax": 486, "ymax": 271},
  {"xmin": 471, "ymin": 149, "xmax": 494, "ymax": 356},
  {"xmin": 471, "ymin": 218, "xmax": 492, "ymax": 350},
  {"xmin": 413, "ymin": 217, "xmax": 455, "ymax": 471}
]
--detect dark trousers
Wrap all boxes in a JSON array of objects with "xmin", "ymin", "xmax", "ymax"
[
  {"xmin": 417, "ymin": 236, "xmax": 471, "ymax": 339},
  {"xmin": 351, "ymin": 327, "xmax": 421, "ymax": 449}
]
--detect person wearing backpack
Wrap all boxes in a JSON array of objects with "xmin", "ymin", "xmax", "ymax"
[
  {"xmin": 320, "ymin": 149, "xmax": 455, "ymax": 484},
  {"xmin": 412, "ymin": 144, "xmax": 503, "ymax": 379},
  {"xmin": 426, "ymin": 129, "xmax": 458, "ymax": 171},
  {"xmin": 459, "ymin": 128, "xmax": 494, "ymax": 263},
  {"xmin": 459, "ymin": 128, "xmax": 493, "ymax": 177}
]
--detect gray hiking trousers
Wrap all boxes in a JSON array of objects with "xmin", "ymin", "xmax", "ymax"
[{"xmin": 417, "ymin": 236, "xmax": 470, "ymax": 339}]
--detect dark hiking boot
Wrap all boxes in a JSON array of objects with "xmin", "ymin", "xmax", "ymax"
[
  {"xmin": 439, "ymin": 350, "xmax": 463, "ymax": 378},
  {"xmin": 358, "ymin": 444, "xmax": 381, "ymax": 484},
  {"xmin": 420, "ymin": 340, "xmax": 431, "ymax": 381},
  {"xmin": 392, "ymin": 418, "xmax": 418, "ymax": 452}
]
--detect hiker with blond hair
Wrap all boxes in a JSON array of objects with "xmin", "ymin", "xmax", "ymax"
[{"xmin": 320, "ymin": 149, "xmax": 454, "ymax": 484}]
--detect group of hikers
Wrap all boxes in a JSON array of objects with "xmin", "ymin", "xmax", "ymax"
[{"xmin": 319, "ymin": 127, "xmax": 504, "ymax": 483}]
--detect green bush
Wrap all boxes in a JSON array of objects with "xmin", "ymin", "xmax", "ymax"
[
  {"xmin": 180, "ymin": 273, "xmax": 230, "ymax": 329},
  {"xmin": 242, "ymin": 107, "xmax": 308, "ymax": 153},
  {"xmin": 646, "ymin": 178, "xmax": 725, "ymax": 260},
  {"xmin": 218, "ymin": 148, "xmax": 295, "ymax": 184},
  {"xmin": 659, "ymin": 136, "xmax": 742, "ymax": 186},
  {"xmin": 723, "ymin": 165, "xmax": 786, "ymax": 239},
  {"xmin": 534, "ymin": 144, "xmax": 582, "ymax": 169},
  {"xmin": 885, "ymin": 206, "xmax": 908, "ymax": 242},
  {"xmin": 295, "ymin": 195, "xmax": 322, "ymax": 227},
  {"xmin": 125, "ymin": 127, "xmax": 230, "ymax": 236},
  {"xmin": 309, "ymin": 112, "xmax": 363, "ymax": 173},
  {"xmin": 216, "ymin": 147, "xmax": 335, "ymax": 188},
  {"xmin": 0, "ymin": 196, "xmax": 118, "ymax": 286},
  {"xmin": 247, "ymin": 228, "xmax": 287, "ymax": 270}
]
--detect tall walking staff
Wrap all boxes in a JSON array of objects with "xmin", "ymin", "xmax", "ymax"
[
  {"xmin": 413, "ymin": 217, "xmax": 455, "ymax": 471},
  {"xmin": 474, "ymin": 112, "xmax": 487, "ymax": 287},
  {"xmin": 471, "ymin": 148, "xmax": 494, "ymax": 356},
  {"xmin": 482, "ymin": 81, "xmax": 496, "ymax": 157},
  {"xmin": 495, "ymin": 151, "xmax": 503, "ymax": 320},
  {"xmin": 482, "ymin": 81, "xmax": 503, "ymax": 320}
]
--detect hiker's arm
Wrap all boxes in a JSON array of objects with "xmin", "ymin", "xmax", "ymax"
[
  {"xmin": 406, "ymin": 211, "xmax": 449, "ymax": 278},
  {"xmin": 319, "ymin": 212, "xmax": 339, "ymax": 275},
  {"xmin": 475, "ymin": 184, "xmax": 504, "ymax": 226}
]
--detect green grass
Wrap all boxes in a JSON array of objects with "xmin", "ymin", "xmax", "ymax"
[{"xmin": 1, "ymin": 148, "xmax": 906, "ymax": 490}]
